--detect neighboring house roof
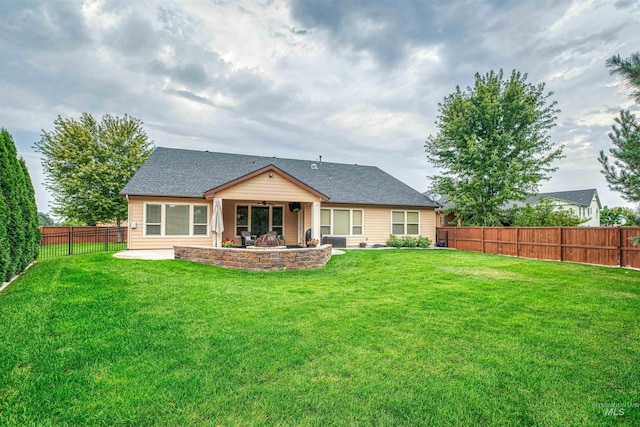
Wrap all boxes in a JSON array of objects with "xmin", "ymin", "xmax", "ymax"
[
  {"xmin": 121, "ymin": 147, "xmax": 439, "ymax": 207},
  {"xmin": 508, "ymin": 189, "xmax": 600, "ymax": 209},
  {"xmin": 426, "ymin": 189, "xmax": 601, "ymax": 211}
]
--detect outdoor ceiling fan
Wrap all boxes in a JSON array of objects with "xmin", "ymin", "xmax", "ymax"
[{"xmin": 257, "ymin": 201, "xmax": 275, "ymax": 206}]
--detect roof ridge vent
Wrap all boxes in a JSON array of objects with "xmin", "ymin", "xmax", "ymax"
[{"xmin": 310, "ymin": 163, "xmax": 318, "ymax": 170}]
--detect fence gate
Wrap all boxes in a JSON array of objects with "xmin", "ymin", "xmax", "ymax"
[{"xmin": 435, "ymin": 229, "xmax": 448, "ymax": 247}]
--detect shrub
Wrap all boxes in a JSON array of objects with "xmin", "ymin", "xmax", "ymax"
[
  {"xmin": 386, "ymin": 234, "xmax": 402, "ymax": 248},
  {"xmin": 417, "ymin": 236, "xmax": 432, "ymax": 248},
  {"xmin": 400, "ymin": 236, "xmax": 418, "ymax": 247},
  {"xmin": 387, "ymin": 235, "xmax": 432, "ymax": 248}
]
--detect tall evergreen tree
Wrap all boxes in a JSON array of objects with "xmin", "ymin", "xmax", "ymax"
[
  {"xmin": 598, "ymin": 110, "xmax": 640, "ymax": 203},
  {"xmin": 0, "ymin": 135, "xmax": 10, "ymax": 281},
  {"xmin": 604, "ymin": 52, "xmax": 640, "ymax": 246},
  {"xmin": 0, "ymin": 129, "xmax": 23, "ymax": 280},
  {"xmin": 0, "ymin": 129, "xmax": 40, "ymax": 281},
  {"xmin": 606, "ymin": 52, "xmax": 640, "ymax": 103},
  {"xmin": 19, "ymin": 159, "xmax": 40, "ymax": 264}
]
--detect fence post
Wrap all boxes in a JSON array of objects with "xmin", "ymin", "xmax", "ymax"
[
  {"xmin": 481, "ymin": 227, "xmax": 485, "ymax": 254},
  {"xmin": 68, "ymin": 229, "xmax": 72, "ymax": 256},
  {"xmin": 557, "ymin": 227, "xmax": 562, "ymax": 261},
  {"xmin": 618, "ymin": 226, "xmax": 623, "ymax": 267},
  {"xmin": 516, "ymin": 227, "xmax": 520, "ymax": 258},
  {"xmin": 105, "ymin": 228, "xmax": 109, "ymax": 252}
]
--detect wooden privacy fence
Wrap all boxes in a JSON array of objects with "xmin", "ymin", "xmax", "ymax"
[{"xmin": 436, "ymin": 226, "xmax": 640, "ymax": 269}]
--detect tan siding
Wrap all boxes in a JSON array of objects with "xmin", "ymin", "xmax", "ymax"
[
  {"xmin": 321, "ymin": 204, "xmax": 437, "ymax": 246},
  {"xmin": 215, "ymin": 171, "xmax": 321, "ymax": 202},
  {"xmin": 128, "ymin": 197, "xmax": 436, "ymax": 249},
  {"xmin": 128, "ymin": 197, "xmax": 213, "ymax": 249},
  {"xmin": 284, "ymin": 208, "xmax": 301, "ymax": 245}
]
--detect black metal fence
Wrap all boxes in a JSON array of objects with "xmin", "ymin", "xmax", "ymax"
[
  {"xmin": 435, "ymin": 229, "xmax": 449, "ymax": 247},
  {"xmin": 39, "ymin": 227, "xmax": 128, "ymax": 258}
]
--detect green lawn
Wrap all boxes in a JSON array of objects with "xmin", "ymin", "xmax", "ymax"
[{"xmin": 1, "ymin": 250, "xmax": 639, "ymax": 425}]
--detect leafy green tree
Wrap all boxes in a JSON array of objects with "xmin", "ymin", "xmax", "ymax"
[
  {"xmin": 606, "ymin": 52, "xmax": 640, "ymax": 103},
  {"xmin": 511, "ymin": 199, "xmax": 584, "ymax": 227},
  {"xmin": 425, "ymin": 70, "xmax": 563, "ymax": 226},
  {"xmin": 599, "ymin": 205, "xmax": 639, "ymax": 226},
  {"xmin": 38, "ymin": 212, "xmax": 57, "ymax": 226},
  {"xmin": 35, "ymin": 113, "xmax": 154, "ymax": 227}
]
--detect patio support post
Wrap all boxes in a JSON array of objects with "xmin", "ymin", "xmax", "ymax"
[
  {"xmin": 213, "ymin": 198, "xmax": 224, "ymax": 247},
  {"xmin": 312, "ymin": 201, "xmax": 321, "ymax": 241}
]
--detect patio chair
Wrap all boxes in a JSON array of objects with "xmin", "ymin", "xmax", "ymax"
[{"xmin": 241, "ymin": 231, "xmax": 255, "ymax": 247}]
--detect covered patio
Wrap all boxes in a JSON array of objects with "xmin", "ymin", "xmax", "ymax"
[{"xmin": 206, "ymin": 165, "xmax": 328, "ymax": 248}]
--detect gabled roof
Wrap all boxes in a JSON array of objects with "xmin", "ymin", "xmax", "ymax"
[
  {"xmin": 508, "ymin": 189, "xmax": 600, "ymax": 209},
  {"xmin": 121, "ymin": 147, "xmax": 439, "ymax": 208},
  {"xmin": 203, "ymin": 164, "xmax": 329, "ymax": 201}
]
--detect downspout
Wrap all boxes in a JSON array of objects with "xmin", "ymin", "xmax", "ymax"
[{"xmin": 126, "ymin": 195, "xmax": 130, "ymax": 250}]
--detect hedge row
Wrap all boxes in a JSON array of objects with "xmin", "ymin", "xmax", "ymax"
[{"xmin": 0, "ymin": 128, "xmax": 40, "ymax": 282}]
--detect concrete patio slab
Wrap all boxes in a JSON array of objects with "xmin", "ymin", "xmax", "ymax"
[
  {"xmin": 115, "ymin": 247, "xmax": 345, "ymax": 260},
  {"xmin": 113, "ymin": 249, "xmax": 174, "ymax": 260}
]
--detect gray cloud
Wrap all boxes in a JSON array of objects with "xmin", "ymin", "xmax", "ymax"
[
  {"xmin": 0, "ymin": 0, "xmax": 638, "ymax": 213},
  {"xmin": 0, "ymin": 1, "xmax": 90, "ymax": 50}
]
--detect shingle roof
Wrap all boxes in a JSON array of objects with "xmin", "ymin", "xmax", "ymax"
[
  {"xmin": 508, "ymin": 189, "xmax": 599, "ymax": 208},
  {"xmin": 121, "ymin": 147, "xmax": 439, "ymax": 208}
]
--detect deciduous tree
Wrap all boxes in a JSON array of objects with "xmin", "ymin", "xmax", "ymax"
[
  {"xmin": 511, "ymin": 199, "xmax": 584, "ymax": 227},
  {"xmin": 425, "ymin": 70, "xmax": 563, "ymax": 225},
  {"xmin": 35, "ymin": 113, "xmax": 154, "ymax": 227}
]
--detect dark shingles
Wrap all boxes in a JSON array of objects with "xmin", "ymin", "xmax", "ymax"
[{"xmin": 121, "ymin": 147, "xmax": 439, "ymax": 207}]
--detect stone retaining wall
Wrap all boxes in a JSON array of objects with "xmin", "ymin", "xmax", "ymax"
[{"xmin": 174, "ymin": 245, "xmax": 332, "ymax": 271}]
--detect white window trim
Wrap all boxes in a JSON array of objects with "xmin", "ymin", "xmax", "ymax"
[
  {"xmin": 320, "ymin": 208, "xmax": 365, "ymax": 237},
  {"xmin": 234, "ymin": 203, "xmax": 286, "ymax": 238},
  {"xmin": 390, "ymin": 210, "xmax": 420, "ymax": 236},
  {"xmin": 143, "ymin": 202, "xmax": 210, "ymax": 237}
]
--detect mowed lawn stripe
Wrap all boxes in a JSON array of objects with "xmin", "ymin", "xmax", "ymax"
[{"xmin": 0, "ymin": 250, "xmax": 638, "ymax": 425}]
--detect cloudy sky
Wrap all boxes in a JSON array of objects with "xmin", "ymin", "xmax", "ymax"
[{"xmin": 1, "ymin": 0, "xmax": 639, "ymax": 212}]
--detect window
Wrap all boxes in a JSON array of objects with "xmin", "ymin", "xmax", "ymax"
[
  {"xmin": 334, "ymin": 209, "xmax": 350, "ymax": 235},
  {"xmin": 272, "ymin": 206, "xmax": 283, "ymax": 237},
  {"xmin": 321, "ymin": 209, "xmax": 331, "ymax": 235},
  {"xmin": 193, "ymin": 206, "xmax": 208, "ymax": 236},
  {"xmin": 166, "ymin": 204, "xmax": 189, "ymax": 235},
  {"xmin": 143, "ymin": 203, "xmax": 208, "ymax": 237},
  {"xmin": 392, "ymin": 210, "xmax": 419, "ymax": 235},
  {"xmin": 352, "ymin": 210, "xmax": 363, "ymax": 235},
  {"xmin": 321, "ymin": 208, "xmax": 364, "ymax": 236},
  {"xmin": 236, "ymin": 205, "xmax": 249, "ymax": 236},
  {"xmin": 235, "ymin": 204, "xmax": 285, "ymax": 237},
  {"xmin": 146, "ymin": 204, "xmax": 161, "ymax": 235}
]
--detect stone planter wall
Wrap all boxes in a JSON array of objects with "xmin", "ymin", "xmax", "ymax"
[{"xmin": 174, "ymin": 244, "xmax": 332, "ymax": 271}]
